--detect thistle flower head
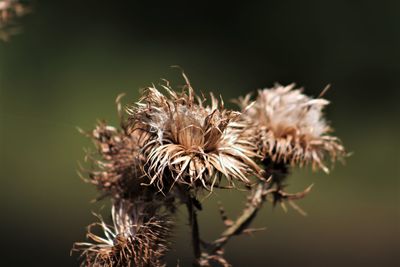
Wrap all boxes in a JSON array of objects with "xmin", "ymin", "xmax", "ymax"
[
  {"xmin": 73, "ymin": 201, "xmax": 172, "ymax": 267},
  {"xmin": 128, "ymin": 77, "xmax": 262, "ymax": 192},
  {"xmin": 82, "ymin": 121, "xmax": 150, "ymax": 200},
  {"xmin": 81, "ymin": 95, "xmax": 151, "ymax": 200},
  {"xmin": 0, "ymin": 0, "xmax": 29, "ymax": 41},
  {"xmin": 239, "ymin": 84, "xmax": 346, "ymax": 173}
]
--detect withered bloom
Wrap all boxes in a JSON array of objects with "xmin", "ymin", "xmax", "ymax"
[
  {"xmin": 128, "ymin": 77, "xmax": 262, "ymax": 191},
  {"xmin": 239, "ymin": 84, "xmax": 345, "ymax": 173},
  {"xmin": 0, "ymin": 0, "xmax": 29, "ymax": 41},
  {"xmin": 81, "ymin": 120, "xmax": 149, "ymax": 200},
  {"xmin": 73, "ymin": 201, "xmax": 172, "ymax": 267},
  {"xmin": 79, "ymin": 94, "xmax": 157, "ymax": 200}
]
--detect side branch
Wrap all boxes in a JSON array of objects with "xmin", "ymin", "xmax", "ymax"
[{"xmin": 212, "ymin": 182, "xmax": 272, "ymax": 251}]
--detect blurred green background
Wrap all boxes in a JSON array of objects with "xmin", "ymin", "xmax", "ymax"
[{"xmin": 0, "ymin": 0, "xmax": 399, "ymax": 266}]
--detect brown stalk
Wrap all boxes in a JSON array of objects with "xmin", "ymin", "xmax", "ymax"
[{"xmin": 186, "ymin": 197, "xmax": 202, "ymax": 266}]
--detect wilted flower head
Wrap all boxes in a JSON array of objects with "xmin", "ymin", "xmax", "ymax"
[
  {"xmin": 128, "ymin": 76, "xmax": 262, "ymax": 192},
  {"xmin": 239, "ymin": 84, "xmax": 345, "ymax": 173},
  {"xmin": 79, "ymin": 93, "xmax": 157, "ymax": 201},
  {"xmin": 81, "ymin": 120, "xmax": 150, "ymax": 200},
  {"xmin": 0, "ymin": 0, "xmax": 29, "ymax": 41},
  {"xmin": 73, "ymin": 201, "xmax": 172, "ymax": 267}
]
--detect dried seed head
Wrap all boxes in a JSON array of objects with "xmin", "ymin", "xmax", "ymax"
[
  {"xmin": 81, "ymin": 121, "xmax": 151, "ymax": 200},
  {"xmin": 0, "ymin": 0, "xmax": 29, "ymax": 41},
  {"xmin": 128, "ymin": 78, "xmax": 262, "ymax": 192},
  {"xmin": 73, "ymin": 201, "xmax": 172, "ymax": 267},
  {"xmin": 239, "ymin": 84, "xmax": 346, "ymax": 173},
  {"xmin": 79, "ymin": 92, "xmax": 159, "ymax": 201}
]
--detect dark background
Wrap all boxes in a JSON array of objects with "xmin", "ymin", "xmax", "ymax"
[{"xmin": 0, "ymin": 0, "xmax": 399, "ymax": 266}]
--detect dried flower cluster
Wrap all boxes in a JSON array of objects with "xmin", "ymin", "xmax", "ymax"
[
  {"xmin": 73, "ymin": 72, "xmax": 346, "ymax": 266},
  {"xmin": 0, "ymin": 0, "xmax": 29, "ymax": 41}
]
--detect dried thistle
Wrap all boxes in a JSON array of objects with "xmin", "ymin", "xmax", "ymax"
[
  {"xmin": 73, "ymin": 201, "xmax": 172, "ymax": 267},
  {"xmin": 238, "ymin": 84, "xmax": 346, "ymax": 173},
  {"xmin": 79, "ymin": 94, "xmax": 162, "ymax": 201},
  {"xmin": 0, "ymin": 0, "xmax": 29, "ymax": 41},
  {"xmin": 73, "ymin": 72, "xmax": 348, "ymax": 266},
  {"xmin": 80, "ymin": 121, "xmax": 148, "ymax": 200},
  {"xmin": 128, "ymin": 76, "xmax": 262, "ymax": 192}
]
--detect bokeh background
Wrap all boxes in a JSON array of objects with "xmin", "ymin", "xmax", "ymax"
[{"xmin": 1, "ymin": 0, "xmax": 399, "ymax": 266}]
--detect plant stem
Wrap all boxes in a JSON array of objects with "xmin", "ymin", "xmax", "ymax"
[{"xmin": 186, "ymin": 198, "xmax": 201, "ymax": 265}]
